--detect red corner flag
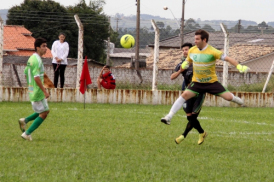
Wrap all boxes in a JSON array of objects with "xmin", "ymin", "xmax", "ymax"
[{"xmin": 79, "ymin": 56, "xmax": 92, "ymax": 94}]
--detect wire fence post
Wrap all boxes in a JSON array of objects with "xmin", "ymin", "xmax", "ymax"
[
  {"xmin": 220, "ymin": 23, "xmax": 229, "ymax": 88},
  {"xmin": 106, "ymin": 16, "xmax": 110, "ymax": 65},
  {"xmin": 220, "ymin": 23, "xmax": 229, "ymax": 106},
  {"xmin": 262, "ymin": 60, "xmax": 274, "ymax": 93},
  {"xmin": 74, "ymin": 14, "xmax": 84, "ymax": 88},
  {"xmin": 0, "ymin": 17, "xmax": 4, "ymax": 102},
  {"xmin": 151, "ymin": 19, "xmax": 160, "ymax": 91}
]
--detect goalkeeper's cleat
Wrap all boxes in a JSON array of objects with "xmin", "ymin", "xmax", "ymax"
[
  {"xmin": 21, "ymin": 132, "xmax": 32, "ymax": 141},
  {"xmin": 236, "ymin": 64, "xmax": 250, "ymax": 73},
  {"xmin": 175, "ymin": 135, "xmax": 184, "ymax": 144},
  {"xmin": 18, "ymin": 118, "xmax": 26, "ymax": 132},
  {"xmin": 161, "ymin": 115, "xmax": 171, "ymax": 125},
  {"xmin": 198, "ymin": 131, "xmax": 207, "ymax": 145}
]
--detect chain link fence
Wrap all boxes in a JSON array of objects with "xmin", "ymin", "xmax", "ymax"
[
  {"xmin": 1, "ymin": 11, "xmax": 274, "ymax": 93},
  {"xmin": 110, "ymin": 16, "xmax": 274, "ymax": 92}
]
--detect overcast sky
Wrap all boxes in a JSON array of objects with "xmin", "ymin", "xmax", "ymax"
[{"xmin": 1, "ymin": 0, "xmax": 273, "ymax": 23}]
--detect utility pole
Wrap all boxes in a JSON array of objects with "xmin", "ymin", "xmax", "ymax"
[
  {"xmin": 237, "ymin": 19, "xmax": 241, "ymax": 33},
  {"xmin": 107, "ymin": 16, "xmax": 110, "ymax": 65},
  {"xmin": 180, "ymin": 0, "xmax": 185, "ymax": 49},
  {"xmin": 135, "ymin": 0, "xmax": 140, "ymax": 70},
  {"xmin": 114, "ymin": 17, "xmax": 121, "ymax": 32}
]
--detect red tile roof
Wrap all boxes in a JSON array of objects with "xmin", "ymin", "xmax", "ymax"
[
  {"xmin": 216, "ymin": 44, "xmax": 274, "ymax": 66},
  {"xmin": 117, "ymin": 44, "xmax": 274, "ymax": 69},
  {"xmin": 3, "ymin": 25, "xmax": 52, "ymax": 58}
]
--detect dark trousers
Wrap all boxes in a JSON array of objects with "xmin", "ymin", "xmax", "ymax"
[{"xmin": 52, "ymin": 63, "xmax": 67, "ymax": 88}]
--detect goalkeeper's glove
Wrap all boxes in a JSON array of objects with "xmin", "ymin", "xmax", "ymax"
[
  {"xmin": 181, "ymin": 61, "xmax": 190, "ymax": 69},
  {"xmin": 236, "ymin": 64, "xmax": 250, "ymax": 73}
]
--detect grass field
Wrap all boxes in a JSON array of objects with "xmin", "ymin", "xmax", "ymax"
[{"xmin": 1, "ymin": 102, "xmax": 274, "ymax": 181}]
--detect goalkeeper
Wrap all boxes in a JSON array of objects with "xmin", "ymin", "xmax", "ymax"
[{"xmin": 161, "ymin": 29, "xmax": 250, "ymax": 144}]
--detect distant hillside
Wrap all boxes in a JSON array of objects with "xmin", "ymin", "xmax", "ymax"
[
  {"xmin": 110, "ymin": 13, "xmax": 169, "ymax": 31},
  {"xmin": 141, "ymin": 14, "xmax": 168, "ymax": 20},
  {"xmin": 196, "ymin": 19, "xmax": 258, "ymax": 31},
  {"xmin": 111, "ymin": 14, "xmax": 262, "ymax": 31},
  {"xmin": 268, "ymin": 22, "xmax": 274, "ymax": 27},
  {"xmin": 0, "ymin": 9, "xmax": 8, "ymax": 24},
  {"xmin": 0, "ymin": 9, "xmax": 270, "ymax": 31}
]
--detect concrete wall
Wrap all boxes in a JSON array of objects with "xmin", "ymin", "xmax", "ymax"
[
  {"xmin": 2, "ymin": 63, "xmax": 269, "ymax": 88},
  {"xmin": 2, "ymin": 63, "xmax": 183, "ymax": 88},
  {"xmin": 1, "ymin": 87, "xmax": 274, "ymax": 108}
]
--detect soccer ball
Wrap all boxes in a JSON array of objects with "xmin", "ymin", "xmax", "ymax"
[{"xmin": 120, "ymin": 34, "xmax": 135, "ymax": 49}]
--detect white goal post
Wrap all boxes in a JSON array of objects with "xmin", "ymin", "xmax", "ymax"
[
  {"xmin": 262, "ymin": 59, "xmax": 274, "ymax": 93},
  {"xmin": 151, "ymin": 19, "xmax": 160, "ymax": 91}
]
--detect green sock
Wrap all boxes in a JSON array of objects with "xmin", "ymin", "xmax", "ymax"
[
  {"xmin": 26, "ymin": 117, "xmax": 44, "ymax": 135},
  {"xmin": 25, "ymin": 113, "xmax": 39, "ymax": 123}
]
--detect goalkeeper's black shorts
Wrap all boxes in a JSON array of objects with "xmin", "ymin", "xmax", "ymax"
[{"xmin": 186, "ymin": 81, "xmax": 229, "ymax": 96}]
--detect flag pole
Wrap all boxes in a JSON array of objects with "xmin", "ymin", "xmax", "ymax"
[
  {"xmin": 80, "ymin": 56, "xmax": 91, "ymax": 109},
  {"xmin": 84, "ymin": 79, "xmax": 86, "ymax": 109}
]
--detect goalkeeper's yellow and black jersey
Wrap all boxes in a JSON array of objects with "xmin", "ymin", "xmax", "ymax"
[{"xmin": 186, "ymin": 45, "xmax": 223, "ymax": 83}]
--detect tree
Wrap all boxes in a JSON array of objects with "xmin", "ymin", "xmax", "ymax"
[
  {"xmin": 7, "ymin": 0, "xmax": 70, "ymax": 51},
  {"xmin": 228, "ymin": 23, "xmax": 245, "ymax": 33},
  {"xmin": 88, "ymin": 0, "xmax": 105, "ymax": 12},
  {"xmin": 185, "ymin": 18, "xmax": 196, "ymax": 25},
  {"xmin": 202, "ymin": 24, "xmax": 215, "ymax": 32},
  {"xmin": 67, "ymin": 0, "xmax": 109, "ymax": 62},
  {"xmin": 184, "ymin": 18, "xmax": 201, "ymax": 33},
  {"xmin": 258, "ymin": 21, "xmax": 268, "ymax": 28},
  {"xmin": 194, "ymin": 23, "xmax": 201, "ymax": 29},
  {"xmin": 156, "ymin": 21, "xmax": 165, "ymax": 29},
  {"xmin": 110, "ymin": 27, "xmax": 120, "ymax": 48},
  {"xmin": 7, "ymin": 0, "xmax": 110, "ymax": 63},
  {"xmin": 245, "ymin": 25, "xmax": 260, "ymax": 33}
]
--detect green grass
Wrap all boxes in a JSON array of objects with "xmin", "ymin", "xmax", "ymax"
[
  {"xmin": 228, "ymin": 81, "xmax": 273, "ymax": 92},
  {"xmin": 222, "ymin": 75, "xmax": 274, "ymax": 92},
  {"xmin": 116, "ymin": 82, "xmax": 182, "ymax": 91},
  {"xmin": 117, "ymin": 75, "xmax": 274, "ymax": 92},
  {"xmin": 1, "ymin": 102, "xmax": 274, "ymax": 181}
]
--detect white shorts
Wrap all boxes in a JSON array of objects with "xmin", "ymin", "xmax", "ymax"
[{"xmin": 31, "ymin": 98, "xmax": 49, "ymax": 113}]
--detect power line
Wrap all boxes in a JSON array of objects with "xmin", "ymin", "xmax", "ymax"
[
  {"xmin": 7, "ymin": 10, "xmax": 110, "ymax": 23},
  {"xmin": 7, "ymin": 18, "xmax": 109, "ymax": 25},
  {"xmin": 9, "ymin": 10, "xmax": 108, "ymax": 17},
  {"xmin": 8, "ymin": 14, "xmax": 108, "ymax": 21}
]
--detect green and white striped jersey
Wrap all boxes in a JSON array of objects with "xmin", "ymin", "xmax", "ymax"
[{"xmin": 24, "ymin": 53, "xmax": 45, "ymax": 101}]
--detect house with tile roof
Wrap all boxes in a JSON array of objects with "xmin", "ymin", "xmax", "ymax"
[
  {"xmin": 144, "ymin": 32, "xmax": 274, "ymax": 73},
  {"xmin": 111, "ymin": 47, "xmax": 150, "ymax": 67},
  {"xmin": 3, "ymin": 25, "xmax": 52, "ymax": 58}
]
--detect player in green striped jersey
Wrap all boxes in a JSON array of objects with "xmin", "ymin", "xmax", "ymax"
[{"xmin": 18, "ymin": 38, "xmax": 50, "ymax": 141}]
